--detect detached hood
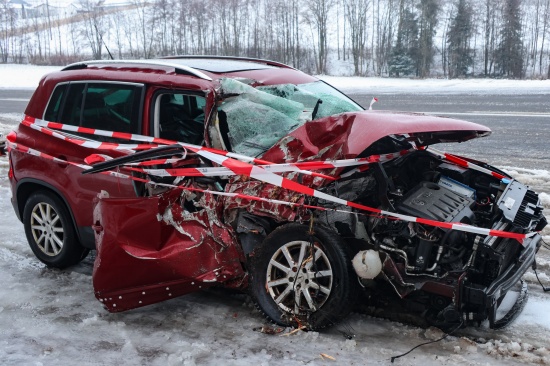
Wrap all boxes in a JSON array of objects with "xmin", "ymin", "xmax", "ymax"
[{"xmin": 261, "ymin": 111, "xmax": 491, "ymax": 162}]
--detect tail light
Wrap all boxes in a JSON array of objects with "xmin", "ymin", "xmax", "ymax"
[
  {"xmin": 6, "ymin": 131, "xmax": 16, "ymax": 179},
  {"xmin": 6, "ymin": 131, "xmax": 16, "ymax": 143}
]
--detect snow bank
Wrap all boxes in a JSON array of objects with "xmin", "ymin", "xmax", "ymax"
[
  {"xmin": 318, "ymin": 76, "xmax": 550, "ymax": 95},
  {"xmin": 0, "ymin": 65, "xmax": 61, "ymax": 89},
  {"xmin": 2, "ymin": 64, "xmax": 550, "ymax": 95}
]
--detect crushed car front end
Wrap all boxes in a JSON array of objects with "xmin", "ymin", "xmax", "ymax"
[
  {"xmin": 86, "ymin": 74, "xmax": 546, "ymax": 331},
  {"xmin": 309, "ymin": 143, "xmax": 547, "ymax": 329}
]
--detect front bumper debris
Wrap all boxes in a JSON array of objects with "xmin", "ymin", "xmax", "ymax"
[{"xmin": 462, "ymin": 233, "xmax": 541, "ymax": 328}]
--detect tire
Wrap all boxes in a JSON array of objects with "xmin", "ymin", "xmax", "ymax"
[
  {"xmin": 248, "ymin": 223, "xmax": 357, "ymax": 330},
  {"xmin": 23, "ymin": 191, "xmax": 89, "ymax": 268}
]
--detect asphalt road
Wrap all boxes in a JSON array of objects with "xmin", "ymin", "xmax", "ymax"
[
  {"xmin": 352, "ymin": 93, "xmax": 550, "ymax": 171},
  {"xmin": 2, "ymin": 89, "xmax": 549, "ymax": 169},
  {"xmin": 0, "ymin": 89, "xmax": 32, "ymax": 114}
]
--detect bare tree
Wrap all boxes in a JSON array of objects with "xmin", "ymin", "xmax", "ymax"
[
  {"xmin": 539, "ymin": 0, "xmax": 550, "ymax": 76},
  {"xmin": 483, "ymin": 0, "xmax": 500, "ymax": 76},
  {"xmin": 374, "ymin": 0, "xmax": 399, "ymax": 75},
  {"xmin": 0, "ymin": 0, "xmax": 17, "ymax": 62},
  {"xmin": 345, "ymin": 0, "xmax": 370, "ymax": 75},
  {"xmin": 133, "ymin": 0, "xmax": 155, "ymax": 58},
  {"xmin": 305, "ymin": 0, "xmax": 334, "ymax": 74},
  {"xmin": 78, "ymin": 0, "xmax": 106, "ymax": 59}
]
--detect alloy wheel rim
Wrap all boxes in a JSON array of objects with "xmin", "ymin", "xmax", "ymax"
[
  {"xmin": 30, "ymin": 202, "xmax": 64, "ymax": 256},
  {"xmin": 266, "ymin": 240, "xmax": 333, "ymax": 314}
]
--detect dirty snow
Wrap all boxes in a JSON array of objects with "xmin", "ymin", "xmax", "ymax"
[{"xmin": 1, "ymin": 65, "xmax": 550, "ymax": 365}]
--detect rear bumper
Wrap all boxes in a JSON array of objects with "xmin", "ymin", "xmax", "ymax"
[{"xmin": 7, "ymin": 153, "xmax": 21, "ymax": 222}]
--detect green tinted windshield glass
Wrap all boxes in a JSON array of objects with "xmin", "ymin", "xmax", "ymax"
[{"xmin": 218, "ymin": 79, "xmax": 363, "ymax": 157}]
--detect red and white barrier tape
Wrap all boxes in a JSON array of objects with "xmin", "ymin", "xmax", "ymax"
[
  {"xmin": 23, "ymin": 116, "xmax": 413, "ymax": 180},
  {"xmin": 23, "ymin": 117, "xmax": 331, "ymax": 180},
  {"xmin": 369, "ymin": 97, "xmax": 378, "ymax": 110},
  {"xmin": 7, "ymin": 140, "xmax": 383, "ymax": 220},
  {"xmin": 197, "ymin": 150, "xmax": 535, "ymax": 243},
  {"xmin": 15, "ymin": 116, "xmax": 536, "ymax": 243},
  {"xmin": 7, "ymin": 141, "xmax": 131, "ymax": 180},
  {"xmin": 127, "ymin": 149, "xmax": 413, "ymax": 179},
  {"xmin": 21, "ymin": 118, "xmax": 159, "ymax": 151},
  {"xmin": 427, "ymin": 147, "xmax": 507, "ymax": 180}
]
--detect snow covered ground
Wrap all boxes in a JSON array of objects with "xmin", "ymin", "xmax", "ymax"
[{"xmin": 1, "ymin": 65, "xmax": 550, "ymax": 365}]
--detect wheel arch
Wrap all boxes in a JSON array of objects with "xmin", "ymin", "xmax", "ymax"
[
  {"xmin": 16, "ymin": 178, "xmax": 82, "ymax": 245},
  {"xmin": 248, "ymin": 222, "xmax": 358, "ymax": 329}
]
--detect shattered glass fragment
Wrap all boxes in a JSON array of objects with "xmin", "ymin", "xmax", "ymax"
[
  {"xmin": 220, "ymin": 99, "xmax": 299, "ymax": 157},
  {"xmin": 220, "ymin": 78, "xmax": 304, "ymax": 121}
]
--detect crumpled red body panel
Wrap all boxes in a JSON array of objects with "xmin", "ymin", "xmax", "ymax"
[
  {"xmin": 92, "ymin": 191, "xmax": 245, "ymax": 312},
  {"xmin": 262, "ymin": 111, "xmax": 490, "ymax": 163},
  {"xmin": 92, "ymin": 110, "xmax": 491, "ymax": 312}
]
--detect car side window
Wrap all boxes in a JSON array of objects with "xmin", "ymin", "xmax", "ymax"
[
  {"xmin": 43, "ymin": 83, "xmax": 68, "ymax": 122},
  {"xmin": 56, "ymin": 82, "xmax": 143, "ymax": 135},
  {"xmin": 153, "ymin": 92, "xmax": 206, "ymax": 145}
]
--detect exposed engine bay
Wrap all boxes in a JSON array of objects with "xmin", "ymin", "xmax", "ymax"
[
  {"xmin": 315, "ymin": 149, "xmax": 547, "ymax": 328},
  {"xmin": 86, "ymin": 135, "xmax": 547, "ymax": 331}
]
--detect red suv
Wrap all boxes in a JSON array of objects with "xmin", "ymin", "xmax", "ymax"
[{"xmin": 7, "ymin": 57, "xmax": 546, "ymax": 330}]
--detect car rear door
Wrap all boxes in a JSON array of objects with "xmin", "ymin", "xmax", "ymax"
[{"xmin": 41, "ymin": 81, "xmax": 144, "ymax": 246}]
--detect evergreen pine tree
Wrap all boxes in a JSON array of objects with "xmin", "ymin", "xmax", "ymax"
[
  {"xmin": 447, "ymin": 0, "xmax": 474, "ymax": 78},
  {"xmin": 496, "ymin": 0, "xmax": 524, "ymax": 78},
  {"xmin": 416, "ymin": 0, "xmax": 440, "ymax": 77},
  {"xmin": 389, "ymin": 4, "xmax": 418, "ymax": 77}
]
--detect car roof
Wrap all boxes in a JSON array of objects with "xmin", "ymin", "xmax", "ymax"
[
  {"xmin": 160, "ymin": 56, "xmax": 293, "ymax": 73},
  {"xmin": 26, "ymin": 56, "xmax": 318, "ymax": 117},
  {"xmin": 59, "ymin": 56, "xmax": 318, "ymax": 86},
  {"xmin": 163, "ymin": 58, "xmax": 275, "ymax": 73}
]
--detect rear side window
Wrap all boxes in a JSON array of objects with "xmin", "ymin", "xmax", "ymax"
[
  {"xmin": 44, "ymin": 84, "xmax": 68, "ymax": 122},
  {"xmin": 52, "ymin": 82, "xmax": 143, "ymax": 134}
]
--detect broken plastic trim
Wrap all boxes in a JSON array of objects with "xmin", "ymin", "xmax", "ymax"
[
  {"xmin": 490, "ymin": 280, "xmax": 528, "ymax": 330},
  {"xmin": 82, "ymin": 144, "xmax": 185, "ymax": 175}
]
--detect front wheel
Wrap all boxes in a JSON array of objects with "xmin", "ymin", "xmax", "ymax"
[
  {"xmin": 23, "ymin": 191, "xmax": 89, "ymax": 268},
  {"xmin": 249, "ymin": 223, "xmax": 357, "ymax": 330}
]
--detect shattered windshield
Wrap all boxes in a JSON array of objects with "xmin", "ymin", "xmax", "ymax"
[{"xmin": 218, "ymin": 79, "xmax": 363, "ymax": 157}]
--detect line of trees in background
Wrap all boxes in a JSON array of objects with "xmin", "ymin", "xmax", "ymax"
[{"xmin": 1, "ymin": 0, "xmax": 550, "ymax": 78}]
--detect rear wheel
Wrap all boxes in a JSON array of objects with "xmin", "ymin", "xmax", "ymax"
[
  {"xmin": 23, "ymin": 191, "xmax": 89, "ymax": 268},
  {"xmin": 249, "ymin": 223, "xmax": 357, "ymax": 330}
]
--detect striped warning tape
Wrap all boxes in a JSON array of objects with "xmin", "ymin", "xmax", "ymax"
[
  {"xmin": 23, "ymin": 116, "xmax": 414, "ymax": 180},
  {"xmin": 21, "ymin": 118, "xmax": 160, "ymax": 151},
  {"xmin": 127, "ymin": 149, "xmax": 413, "ymax": 179},
  {"xmin": 7, "ymin": 141, "xmax": 131, "ymax": 180},
  {"xmin": 6, "ymin": 139, "xmax": 381, "ymax": 220},
  {"xmin": 193, "ymin": 148, "xmax": 535, "ymax": 243},
  {"xmin": 14, "ymin": 116, "xmax": 537, "ymax": 243},
  {"xmin": 427, "ymin": 146, "xmax": 507, "ymax": 180},
  {"xmin": 23, "ymin": 116, "xmax": 337, "ymax": 180}
]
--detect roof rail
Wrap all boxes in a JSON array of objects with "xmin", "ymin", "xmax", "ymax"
[
  {"xmin": 160, "ymin": 55, "xmax": 296, "ymax": 70},
  {"xmin": 61, "ymin": 60, "xmax": 213, "ymax": 81}
]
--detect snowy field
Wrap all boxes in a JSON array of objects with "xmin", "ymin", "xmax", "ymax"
[
  {"xmin": 0, "ymin": 65, "xmax": 550, "ymax": 365},
  {"xmin": 2, "ymin": 63, "xmax": 550, "ymax": 95}
]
